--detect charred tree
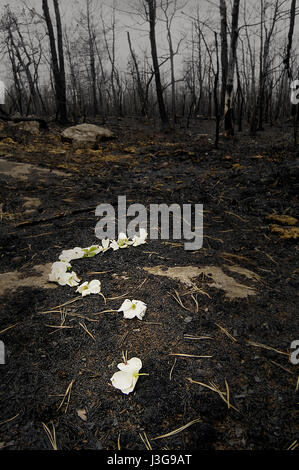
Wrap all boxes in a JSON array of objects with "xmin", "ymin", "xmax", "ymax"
[
  {"xmin": 42, "ymin": 0, "xmax": 67, "ymax": 123},
  {"xmin": 223, "ymin": 0, "xmax": 240, "ymax": 137}
]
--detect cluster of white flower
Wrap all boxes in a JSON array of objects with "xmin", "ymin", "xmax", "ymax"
[
  {"xmin": 49, "ymin": 229, "xmax": 148, "ymax": 295},
  {"xmin": 110, "ymin": 229, "xmax": 147, "ymax": 251},
  {"xmin": 48, "ymin": 229, "xmax": 149, "ymax": 395}
]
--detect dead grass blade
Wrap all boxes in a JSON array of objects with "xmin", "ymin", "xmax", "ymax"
[
  {"xmin": 44, "ymin": 297, "xmax": 82, "ymax": 311},
  {"xmin": 135, "ymin": 278, "xmax": 148, "ymax": 291},
  {"xmin": 190, "ymin": 294, "xmax": 199, "ymax": 313},
  {"xmin": 220, "ymin": 252, "xmax": 254, "ymax": 264},
  {"xmin": 215, "ymin": 323, "xmax": 237, "ymax": 343},
  {"xmin": 117, "ymin": 433, "xmax": 121, "ymax": 450},
  {"xmin": 225, "ymin": 211, "xmax": 247, "ymax": 222},
  {"xmin": 184, "ymin": 334, "xmax": 213, "ymax": 341},
  {"xmin": 205, "ymin": 235, "xmax": 224, "ymax": 244},
  {"xmin": 0, "ymin": 323, "xmax": 19, "ymax": 335},
  {"xmin": 79, "ymin": 322, "xmax": 96, "ymax": 341},
  {"xmin": 152, "ymin": 417, "xmax": 201, "ymax": 440},
  {"xmin": 187, "ymin": 378, "xmax": 239, "ymax": 412},
  {"xmin": 168, "ymin": 290, "xmax": 192, "ymax": 312},
  {"xmin": 183, "ymin": 286, "xmax": 211, "ymax": 299},
  {"xmin": 57, "ymin": 380, "xmax": 75, "ymax": 413},
  {"xmin": 169, "ymin": 353, "xmax": 212, "ymax": 358},
  {"xmin": 42, "ymin": 421, "xmax": 58, "ymax": 450},
  {"xmin": 169, "ymin": 358, "xmax": 177, "ymax": 380},
  {"xmin": 269, "ymin": 360, "xmax": 293, "ymax": 375},
  {"xmin": 45, "ymin": 324, "xmax": 73, "ymax": 329},
  {"xmin": 0, "ymin": 413, "xmax": 19, "ymax": 426},
  {"xmin": 85, "ymin": 270, "xmax": 113, "ymax": 275},
  {"xmin": 247, "ymin": 340, "xmax": 289, "ymax": 356},
  {"xmin": 106, "ymin": 293, "xmax": 130, "ymax": 301},
  {"xmin": 92, "ymin": 309, "xmax": 119, "ymax": 316},
  {"xmin": 287, "ymin": 440, "xmax": 298, "ymax": 451},
  {"xmin": 140, "ymin": 432, "xmax": 152, "ymax": 450}
]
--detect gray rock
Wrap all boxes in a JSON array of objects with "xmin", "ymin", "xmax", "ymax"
[{"xmin": 61, "ymin": 123, "xmax": 115, "ymax": 149}]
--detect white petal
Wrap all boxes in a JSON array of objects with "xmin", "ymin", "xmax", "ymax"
[
  {"xmin": 102, "ymin": 239, "xmax": 110, "ymax": 250},
  {"xmin": 110, "ymin": 240, "xmax": 119, "ymax": 251},
  {"xmin": 76, "ymin": 282, "xmax": 88, "ymax": 293},
  {"xmin": 139, "ymin": 228, "xmax": 148, "ymax": 239},
  {"xmin": 111, "ymin": 371, "xmax": 134, "ymax": 391},
  {"xmin": 88, "ymin": 280, "xmax": 101, "ymax": 293},
  {"xmin": 118, "ymin": 299, "xmax": 132, "ymax": 312},
  {"xmin": 127, "ymin": 357, "xmax": 142, "ymax": 371},
  {"xmin": 118, "ymin": 357, "xmax": 142, "ymax": 373},
  {"xmin": 118, "ymin": 232, "xmax": 127, "ymax": 240},
  {"xmin": 123, "ymin": 309, "xmax": 138, "ymax": 319}
]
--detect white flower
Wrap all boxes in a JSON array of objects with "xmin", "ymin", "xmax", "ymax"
[
  {"xmin": 64, "ymin": 271, "xmax": 80, "ymax": 287},
  {"xmin": 110, "ymin": 233, "xmax": 132, "ymax": 250},
  {"xmin": 49, "ymin": 261, "xmax": 72, "ymax": 284},
  {"xmin": 111, "ymin": 357, "xmax": 143, "ymax": 394},
  {"xmin": 110, "ymin": 239, "xmax": 120, "ymax": 251},
  {"xmin": 118, "ymin": 299, "xmax": 147, "ymax": 320},
  {"xmin": 101, "ymin": 238, "xmax": 110, "ymax": 252},
  {"xmin": 82, "ymin": 245, "xmax": 102, "ymax": 258},
  {"xmin": 59, "ymin": 247, "xmax": 85, "ymax": 262},
  {"xmin": 132, "ymin": 228, "xmax": 148, "ymax": 246},
  {"xmin": 76, "ymin": 279, "xmax": 102, "ymax": 297}
]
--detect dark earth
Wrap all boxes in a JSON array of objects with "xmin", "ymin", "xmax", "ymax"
[{"xmin": 0, "ymin": 116, "xmax": 298, "ymax": 451}]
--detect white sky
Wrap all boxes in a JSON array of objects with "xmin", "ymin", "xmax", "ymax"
[{"xmin": 0, "ymin": 0, "xmax": 298, "ymax": 84}]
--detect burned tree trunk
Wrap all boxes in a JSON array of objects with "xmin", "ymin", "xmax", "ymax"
[
  {"xmin": 42, "ymin": 0, "xmax": 67, "ymax": 123},
  {"xmin": 284, "ymin": 0, "xmax": 298, "ymax": 148},
  {"xmin": 146, "ymin": 0, "xmax": 169, "ymax": 125},
  {"xmin": 219, "ymin": 0, "xmax": 228, "ymax": 117},
  {"xmin": 223, "ymin": 0, "xmax": 240, "ymax": 137}
]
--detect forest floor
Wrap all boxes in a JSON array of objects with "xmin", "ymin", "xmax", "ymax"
[{"xmin": 0, "ymin": 116, "xmax": 298, "ymax": 451}]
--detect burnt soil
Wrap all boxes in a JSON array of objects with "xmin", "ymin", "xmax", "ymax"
[{"xmin": 0, "ymin": 117, "xmax": 298, "ymax": 451}]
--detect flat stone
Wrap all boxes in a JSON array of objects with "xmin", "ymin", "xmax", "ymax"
[
  {"xmin": 61, "ymin": 123, "xmax": 115, "ymax": 149},
  {"xmin": 143, "ymin": 265, "xmax": 259, "ymax": 300},
  {"xmin": 0, "ymin": 158, "xmax": 70, "ymax": 181},
  {"xmin": 0, "ymin": 263, "xmax": 57, "ymax": 296}
]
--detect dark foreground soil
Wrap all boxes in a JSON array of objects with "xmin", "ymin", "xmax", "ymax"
[{"xmin": 0, "ymin": 116, "xmax": 298, "ymax": 451}]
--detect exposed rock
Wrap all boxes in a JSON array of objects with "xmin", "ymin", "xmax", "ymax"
[
  {"xmin": 61, "ymin": 123, "xmax": 115, "ymax": 149},
  {"xmin": 0, "ymin": 263, "xmax": 57, "ymax": 296},
  {"xmin": 143, "ymin": 265, "xmax": 259, "ymax": 300},
  {"xmin": 0, "ymin": 158, "xmax": 69, "ymax": 181},
  {"xmin": 7, "ymin": 120, "xmax": 40, "ymax": 135}
]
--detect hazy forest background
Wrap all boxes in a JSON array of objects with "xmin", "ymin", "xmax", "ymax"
[{"xmin": 0, "ymin": 0, "xmax": 298, "ymax": 138}]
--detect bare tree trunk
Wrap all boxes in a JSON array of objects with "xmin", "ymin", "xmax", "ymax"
[
  {"xmin": 224, "ymin": 0, "xmax": 240, "ymax": 136},
  {"xmin": 284, "ymin": 0, "xmax": 297, "ymax": 148},
  {"xmin": 284, "ymin": 0, "xmax": 296, "ymax": 79},
  {"xmin": 223, "ymin": 0, "xmax": 240, "ymax": 137},
  {"xmin": 42, "ymin": 0, "xmax": 67, "ymax": 123},
  {"xmin": 214, "ymin": 32, "xmax": 220, "ymax": 148},
  {"xmin": 127, "ymin": 31, "xmax": 148, "ymax": 116},
  {"xmin": 219, "ymin": 0, "xmax": 228, "ymax": 117},
  {"xmin": 146, "ymin": 0, "xmax": 169, "ymax": 125},
  {"xmin": 86, "ymin": 0, "xmax": 98, "ymax": 116}
]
